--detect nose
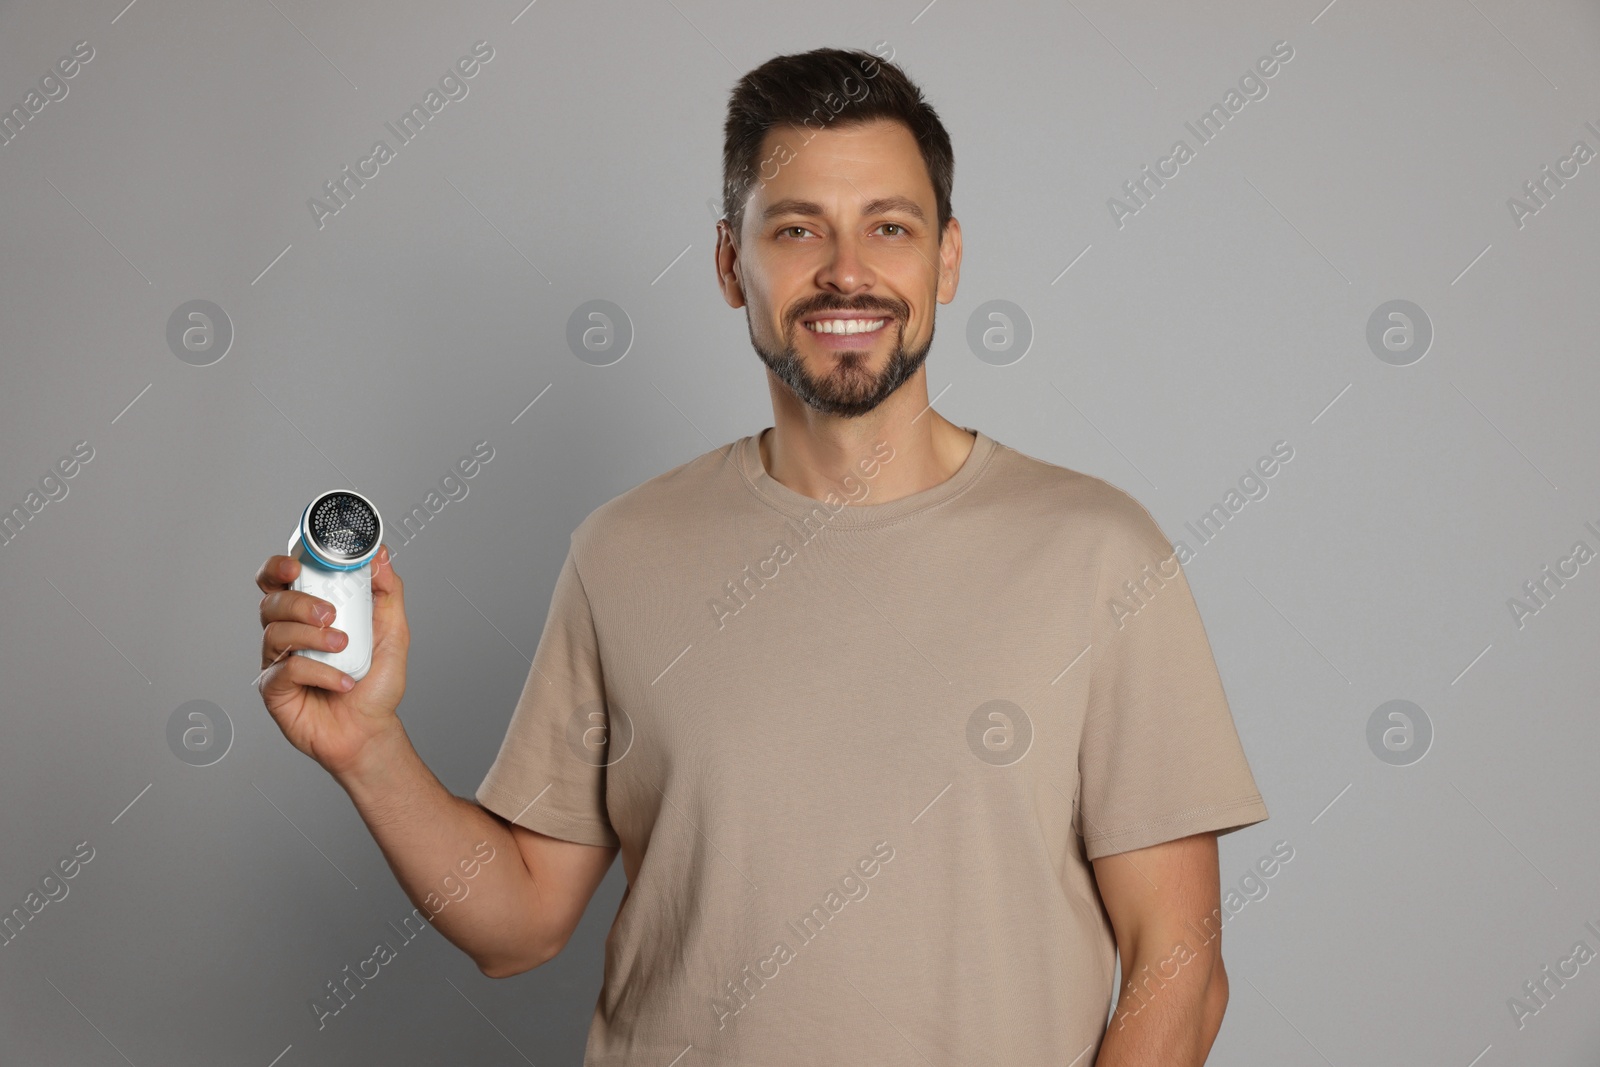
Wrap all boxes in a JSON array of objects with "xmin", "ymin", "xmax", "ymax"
[{"xmin": 816, "ymin": 227, "xmax": 875, "ymax": 295}]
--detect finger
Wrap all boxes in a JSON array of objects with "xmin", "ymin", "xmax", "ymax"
[
  {"xmin": 370, "ymin": 545, "xmax": 409, "ymax": 644},
  {"xmin": 258, "ymin": 650, "xmax": 355, "ymax": 700},
  {"xmin": 262, "ymin": 620, "xmax": 348, "ymax": 666},
  {"xmin": 256, "ymin": 555, "xmax": 301, "ymax": 594},
  {"xmin": 259, "ymin": 588, "xmax": 339, "ymax": 629},
  {"xmin": 371, "ymin": 544, "xmax": 401, "ymax": 605}
]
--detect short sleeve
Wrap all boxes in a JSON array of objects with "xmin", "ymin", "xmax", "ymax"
[
  {"xmin": 475, "ymin": 542, "xmax": 620, "ymax": 848},
  {"xmin": 1077, "ymin": 501, "xmax": 1268, "ymax": 861}
]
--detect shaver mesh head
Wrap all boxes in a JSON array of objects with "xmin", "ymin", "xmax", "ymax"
[{"xmin": 307, "ymin": 492, "xmax": 379, "ymax": 561}]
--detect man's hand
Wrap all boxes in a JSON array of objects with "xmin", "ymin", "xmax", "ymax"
[{"xmin": 254, "ymin": 544, "xmax": 410, "ymax": 779}]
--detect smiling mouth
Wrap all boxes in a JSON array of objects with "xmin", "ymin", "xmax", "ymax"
[{"xmin": 802, "ymin": 317, "xmax": 891, "ymax": 336}]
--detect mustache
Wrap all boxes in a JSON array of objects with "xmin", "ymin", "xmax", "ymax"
[{"xmin": 789, "ymin": 298, "xmax": 905, "ymax": 325}]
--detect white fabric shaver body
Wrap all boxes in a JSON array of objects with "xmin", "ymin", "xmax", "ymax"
[{"xmin": 287, "ymin": 490, "xmax": 383, "ymax": 682}]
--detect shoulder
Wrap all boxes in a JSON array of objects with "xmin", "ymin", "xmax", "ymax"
[
  {"xmin": 565, "ymin": 437, "xmax": 741, "ymax": 568},
  {"xmin": 982, "ymin": 435, "xmax": 1175, "ymax": 561}
]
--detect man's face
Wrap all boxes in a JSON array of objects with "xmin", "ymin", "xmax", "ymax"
[{"xmin": 716, "ymin": 118, "xmax": 960, "ymax": 419}]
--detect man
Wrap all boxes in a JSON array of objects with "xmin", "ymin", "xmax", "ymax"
[{"xmin": 254, "ymin": 47, "xmax": 1269, "ymax": 1066}]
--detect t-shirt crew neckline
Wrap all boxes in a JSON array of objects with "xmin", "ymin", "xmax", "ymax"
[{"xmin": 736, "ymin": 426, "xmax": 997, "ymax": 528}]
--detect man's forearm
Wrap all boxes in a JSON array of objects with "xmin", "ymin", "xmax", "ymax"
[
  {"xmin": 333, "ymin": 723, "xmax": 552, "ymax": 975},
  {"xmin": 1094, "ymin": 945, "xmax": 1227, "ymax": 1067}
]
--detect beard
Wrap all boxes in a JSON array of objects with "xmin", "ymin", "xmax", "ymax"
[{"xmin": 748, "ymin": 298, "xmax": 934, "ymax": 419}]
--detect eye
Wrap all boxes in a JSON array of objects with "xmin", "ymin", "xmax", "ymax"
[
  {"xmin": 778, "ymin": 225, "xmax": 814, "ymax": 239},
  {"xmin": 877, "ymin": 223, "xmax": 907, "ymax": 237}
]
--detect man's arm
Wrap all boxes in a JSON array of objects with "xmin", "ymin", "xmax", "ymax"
[
  {"xmin": 1090, "ymin": 831, "xmax": 1229, "ymax": 1067},
  {"xmin": 337, "ymin": 725, "xmax": 618, "ymax": 977},
  {"xmin": 255, "ymin": 547, "xmax": 616, "ymax": 978}
]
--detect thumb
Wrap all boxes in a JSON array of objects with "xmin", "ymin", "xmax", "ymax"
[{"xmin": 370, "ymin": 544, "xmax": 407, "ymax": 634}]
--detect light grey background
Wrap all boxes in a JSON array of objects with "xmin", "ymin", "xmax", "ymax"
[{"xmin": 2, "ymin": 0, "xmax": 1598, "ymax": 1063}]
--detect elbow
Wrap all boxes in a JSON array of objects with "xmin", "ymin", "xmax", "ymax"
[
  {"xmin": 1205, "ymin": 954, "xmax": 1230, "ymax": 1028},
  {"xmin": 477, "ymin": 958, "xmax": 529, "ymax": 980},
  {"xmin": 476, "ymin": 937, "xmax": 563, "ymax": 979}
]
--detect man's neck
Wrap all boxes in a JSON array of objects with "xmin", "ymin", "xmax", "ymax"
[{"xmin": 758, "ymin": 395, "xmax": 977, "ymax": 508}]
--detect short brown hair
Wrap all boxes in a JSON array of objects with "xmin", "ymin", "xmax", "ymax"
[{"xmin": 720, "ymin": 47, "xmax": 954, "ymax": 244}]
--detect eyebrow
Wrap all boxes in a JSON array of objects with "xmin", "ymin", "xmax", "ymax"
[{"xmin": 761, "ymin": 195, "xmax": 927, "ymax": 224}]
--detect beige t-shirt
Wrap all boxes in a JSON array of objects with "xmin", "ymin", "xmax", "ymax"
[{"xmin": 476, "ymin": 426, "xmax": 1269, "ymax": 1066}]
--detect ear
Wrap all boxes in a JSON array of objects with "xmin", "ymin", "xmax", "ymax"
[
  {"xmin": 715, "ymin": 219, "xmax": 746, "ymax": 309},
  {"xmin": 936, "ymin": 217, "xmax": 962, "ymax": 306}
]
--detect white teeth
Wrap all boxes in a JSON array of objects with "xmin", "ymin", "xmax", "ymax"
[{"xmin": 805, "ymin": 318, "xmax": 887, "ymax": 335}]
